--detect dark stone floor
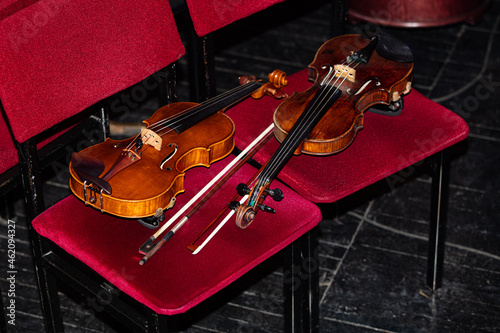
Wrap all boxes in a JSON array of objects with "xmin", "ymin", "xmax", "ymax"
[{"xmin": 1, "ymin": 0, "xmax": 499, "ymax": 332}]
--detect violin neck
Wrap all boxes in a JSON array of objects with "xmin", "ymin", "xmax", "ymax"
[
  {"xmin": 172, "ymin": 81, "xmax": 263, "ymax": 133},
  {"xmin": 256, "ymin": 84, "xmax": 342, "ymax": 190}
]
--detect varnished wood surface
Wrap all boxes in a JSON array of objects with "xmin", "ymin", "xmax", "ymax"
[
  {"xmin": 273, "ymin": 35, "xmax": 413, "ymax": 156},
  {"xmin": 70, "ymin": 103, "xmax": 234, "ymax": 218}
]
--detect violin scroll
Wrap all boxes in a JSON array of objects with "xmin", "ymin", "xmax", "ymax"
[
  {"xmin": 233, "ymin": 181, "xmax": 283, "ymax": 229},
  {"xmin": 234, "ymin": 204, "xmax": 256, "ymax": 229},
  {"xmin": 239, "ymin": 69, "xmax": 289, "ymax": 100}
]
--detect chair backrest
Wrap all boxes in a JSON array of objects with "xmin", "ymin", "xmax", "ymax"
[
  {"xmin": 0, "ymin": 0, "xmax": 185, "ymax": 144},
  {"xmin": 184, "ymin": 0, "xmax": 285, "ymax": 36}
]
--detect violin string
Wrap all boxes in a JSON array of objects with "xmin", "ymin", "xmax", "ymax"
[
  {"xmin": 125, "ymin": 58, "xmax": 356, "ymax": 156},
  {"xmin": 130, "ymin": 59, "xmax": 354, "ymax": 155},
  {"xmin": 276, "ymin": 56, "xmax": 362, "ymax": 158},
  {"xmin": 255, "ymin": 85, "xmax": 339, "ymax": 185},
  {"xmin": 125, "ymin": 82, "xmax": 255, "ymax": 143},
  {"xmin": 121, "ymin": 82, "xmax": 261, "ymax": 152},
  {"xmin": 149, "ymin": 82, "xmax": 260, "ymax": 136},
  {"xmin": 258, "ymin": 70, "xmax": 343, "ymax": 182},
  {"xmin": 152, "ymin": 82, "xmax": 262, "ymax": 139},
  {"xmin": 257, "ymin": 86, "xmax": 334, "ymax": 184},
  {"xmin": 255, "ymin": 87, "xmax": 336, "ymax": 189},
  {"xmin": 123, "ymin": 90, "xmax": 250, "ymax": 152},
  {"xmin": 254, "ymin": 57, "xmax": 363, "ymax": 193},
  {"xmin": 157, "ymin": 82, "xmax": 257, "ymax": 129},
  {"xmin": 150, "ymin": 86, "xmax": 243, "ymax": 133}
]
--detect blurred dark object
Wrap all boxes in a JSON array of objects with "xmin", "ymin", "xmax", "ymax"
[{"xmin": 349, "ymin": 0, "xmax": 490, "ymax": 27}]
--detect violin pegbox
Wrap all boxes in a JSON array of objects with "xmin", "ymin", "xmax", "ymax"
[
  {"xmin": 244, "ymin": 69, "xmax": 289, "ymax": 100},
  {"xmin": 233, "ymin": 182, "xmax": 284, "ymax": 229}
]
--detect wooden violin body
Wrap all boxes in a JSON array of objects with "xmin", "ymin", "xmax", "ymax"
[
  {"xmin": 234, "ymin": 34, "xmax": 414, "ymax": 228},
  {"xmin": 69, "ymin": 104, "xmax": 234, "ymax": 218},
  {"xmin": 274, "ymin": 34, "xmax": 413, "ymax": 156},
  {"xmin": 69, "ymin": 70, "xmax": 288, "ymax": 219}
]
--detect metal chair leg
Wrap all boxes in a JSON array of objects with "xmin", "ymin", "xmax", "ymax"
[
  {"xmin": 187, "ymin": 31, "xmax": 216, "ymax": 102},
  {"xmin": 427, "ymin": 149, "xmax": 450, "ymax": 291},
  {"xmin": 284, "ymin": 238, "xmax": 302, "ymax": 332},
  {"xmin": 159, "ymin": 63, "xmax": 178, "ymax": 106},
  {"xmin": 331, "ymin": 0, "xmax": 348, "ymax": 37},
  {"xmin": 17, "ymin": 139, "xmax": 65, "ymax": 332},
  {"xmin": 301, "ymin": 227, "xmax": 320, "ymax": 332},
  {"xmin": 146, "ymin": 312, "xmax": 169, "ymax": 333},
  {"xmin": 284, "ymin": 227, "xmax": 320, "ymax": 333}
]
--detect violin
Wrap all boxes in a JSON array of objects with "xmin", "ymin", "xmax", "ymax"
[
  {"xmin": 233, "ymin": 33, "xmax": 414, "ymax": 228},
  {"xmin": 69, "ymin": 70, "xmax": 288, "ymax": 222}
]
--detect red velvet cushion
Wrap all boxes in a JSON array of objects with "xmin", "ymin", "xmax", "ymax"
[
  {"xmin": 184, "ymin": 0, "xmax": 285, "ymax": 36},
  {"xmin": 226, "ymin": 70, "xmax": 469, "ymax": 203},
  {"xmin": 0, "ymin": 0, "xmax": 184, "ymax": 143},
  {"xmin": 32, "ymin": 156, "xmax": 322, "ymax": 314},
  {"xmin": 0, "ymin": 0, "xmax": 40, "ymax": 20}
]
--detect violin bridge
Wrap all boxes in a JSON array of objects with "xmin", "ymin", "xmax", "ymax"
[
  {"xmin": 334, "ymin": 64, "xmax": 356, "ymax": 82},
  {"xmin": 140, "ymin": 128, "xmax": 162, "ymax": 151}
]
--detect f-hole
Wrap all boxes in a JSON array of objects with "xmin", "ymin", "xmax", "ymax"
[{"xmin": 160, "ymin": 143, "xmax": 177, "ymax": 170}]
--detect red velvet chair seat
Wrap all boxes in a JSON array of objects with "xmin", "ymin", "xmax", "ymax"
[
  {"xmin": 226, "ymin": 70, "xmax": 469, "ymax": 203},
  {"xmin": 32, "ymin": 156, "xmax": 322, "ymax": 315}
]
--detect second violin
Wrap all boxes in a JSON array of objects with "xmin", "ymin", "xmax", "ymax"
[{"xmin": 233, "ymin": 33, "xmax": 414, "ymax": 228}]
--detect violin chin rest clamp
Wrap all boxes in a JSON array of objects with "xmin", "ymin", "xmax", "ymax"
[
  {"xmin": 137, "ymin": 208, "xmax": 165, "ymax": 229},
  {"xmin": 367, "ymin": 97, "xmax": 404, "ymax": 116}
]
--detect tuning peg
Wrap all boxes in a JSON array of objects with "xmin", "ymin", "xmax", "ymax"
[
  {"xmin": 229, "ymin": 201, "xmax": 241, "ymax": 210},
  {"xmin": 265, "ymin": 188, "xmax": 284, "ymax": 201},
  {"xmin": 236, "ymin": 183, "xmax": 251, "ymax": 196},
  {"xmin": 257, "ymin": 203, "xmax": 275, "ymax": 214}
]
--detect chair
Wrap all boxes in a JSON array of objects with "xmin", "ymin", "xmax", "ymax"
[
  {"xmin": 5, "ymin": 76, "xmax": 323, "ymax": 332},
  {"xmin": 30, "ymin": 154, "xmax": 322, "ymax": 332},
  {"xmin": 170, "ymin": 0, "xmax": 286, "ymax": 101},
  {"xmin": 225, "ymin": 69, "xmax": 469, "ymax": 291},
  {"xmin": 2, "ymin": 1, "xmax": 323, "ymax": 333},
  {"xmin": 176, "ymin": 0, "xmax": 349, "ymax": 102},
  {"xmin": 0, "ymin": 0, "xmax": 184, "ymax": 329}
]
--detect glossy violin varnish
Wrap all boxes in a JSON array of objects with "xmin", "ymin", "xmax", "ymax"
[
  {"xmin": 235, "ymin": 34, "xmax": 414, "ymax": 228},
  {"xmin": 68, "ymin": 70, "xmax": 287, "ymax": 219},
  {"xmin": 274, "ymin": 34, "xmax": 413, "ymax": 156},
  {"xmin": 70, "ymin": 103, "xmax": 235, "ymax": 218}
]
